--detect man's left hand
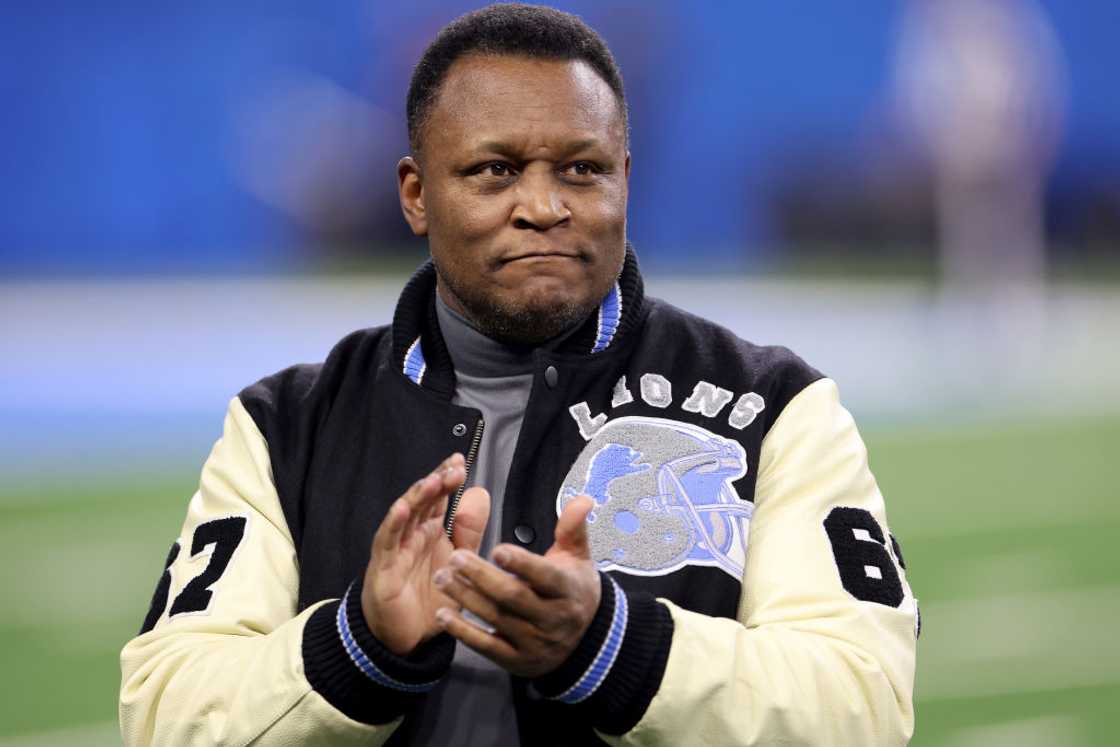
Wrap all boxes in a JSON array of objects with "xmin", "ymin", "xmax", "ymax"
[{"xmin": 432, "ymin": 495, "xmax": 601, "ymax": 678}]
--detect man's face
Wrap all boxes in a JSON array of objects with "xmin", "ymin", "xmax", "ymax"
[{"xmin": 398, "ymin": 54, "xmax": 630, "ymax": 344}]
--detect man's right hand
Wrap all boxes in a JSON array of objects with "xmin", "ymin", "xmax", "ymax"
[{"xmin": 361, "ymin": 453, "xmax": 491, "ymax": 655}]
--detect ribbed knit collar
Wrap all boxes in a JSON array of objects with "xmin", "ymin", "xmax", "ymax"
[{"xmin": 391, "ymin": 245, "xmax": 646, "ymax": 399}]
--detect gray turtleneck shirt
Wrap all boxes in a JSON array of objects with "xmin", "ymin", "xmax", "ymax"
[{"xmin": 408, "ymin": 293, "xmax": 573, "ymax": 745}]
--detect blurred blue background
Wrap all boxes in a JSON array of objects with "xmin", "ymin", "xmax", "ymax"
[
  {"xmin": 2, "ymin": 2, "xmax": 1118, "ymax": 746},
  {"xmin": 4, "ymin": 0, "xmax": 1118, "ymax": 275}
]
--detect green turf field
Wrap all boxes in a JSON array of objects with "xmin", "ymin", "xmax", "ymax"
[{"xmin": 2, "ymin": 415, "xmax": 1117, "ymax": 745}]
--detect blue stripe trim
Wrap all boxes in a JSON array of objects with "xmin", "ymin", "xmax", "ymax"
[
  {"xmin": 552, "ymin": 576, "xmax": 629, "ymax": 704},
  {"xmin": 590, "ymin": 283, "xmax": 622, "ymax": 354},
  {"xmin": 335, "ymin": 583, "xmax": 440, "ymax": 693},
  {"xmin": 402, "ymin": 335, "xmax": 427, "ymax": 385}
]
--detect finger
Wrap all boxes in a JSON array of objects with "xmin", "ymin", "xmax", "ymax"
[
  {"xmin": 419, "ymin": 514, "xmax": 447, "ymax": 544},
  {"xmin": 369, "ymin": 456, "xmax": 464, "ymax": 571},
  {"xmin": 372, "ymin": 497, "xmax": 410, "ymax": 562},
  {"xmin": 430, "ymin": 451, "xmax": 464, "ymax": 476},
  {"xmin": 435, "ymin": 607, "xmax": 519, "ymax": 667},
  {"xmin": 426, "ymin": 455, "xmax": 468, "ymax": 522},
  {"xmin": 433, "ymin": 451, "xmax": 465, "ymax": 496},
  {"xmin": 402, "ymin": 454, "xmax": 463, "ymax": 512},
  {"xmin": 401, "ymin": 473, "xmax": 441, "ymax": 539},
  {"xmin": 491, "ymin": 544, "xmax": 567, "ymax": 598},
  {"xmin": 551, "ymin": 494, "xmax": 594, "ymax": 559},
  {"xmin": 450, "ymin": 486, "xmax": 490, "ymax": 552},
  {"xmin": 403, "ymin": 460, "xmax": 464, "ymax": 534},
  {"xmin": 447, "ymin": 550, "xmax": 547, "ymax": 621},
  {"xmin": 432, "ymin": 567, "xmax": 504, "ymax": 629}
]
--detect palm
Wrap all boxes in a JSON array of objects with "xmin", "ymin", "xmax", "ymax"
[
  {"xmin": 361, "ymin": 459, "xmax": 490, "ymax": 656},
  {"xmin": 375, "ymin": 517, "xmax": 458, "ymax": 646}
]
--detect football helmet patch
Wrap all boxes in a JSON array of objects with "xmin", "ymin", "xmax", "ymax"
[{"xmin": 558, "ymin": 416, "xmax": 752, "ymax": 580}]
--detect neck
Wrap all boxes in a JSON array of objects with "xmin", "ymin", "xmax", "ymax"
[{"xmin": 435, "ymin": 293, "xmax": 536, "ymax": 377}]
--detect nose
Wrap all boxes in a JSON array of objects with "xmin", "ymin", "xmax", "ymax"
[{"xmin": 511, "ymin": 171, "xmax": 570, "ymax": 231}]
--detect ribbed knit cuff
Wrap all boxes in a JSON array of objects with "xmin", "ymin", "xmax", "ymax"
[
  {"xmin": 533, "ymin": 573, "xmax": 675, "ymax": 735},
  {"xmin": 302, "ymin": 580, "xmax": 455, "ymax": 725}
]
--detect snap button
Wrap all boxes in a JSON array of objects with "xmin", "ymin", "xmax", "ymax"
[
  {"xmin": 452, "ymin": 423, "xmax": 468, "ymax": 437},
  {"xmin": 513, "ymin": 524, "xmax": 536, "ymax": 544},
  {"xmin": 544, "ymin": 365, "xmax": 559, "ymax": 389}
]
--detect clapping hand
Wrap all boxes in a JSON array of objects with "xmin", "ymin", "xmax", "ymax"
[
  {"xmin": 360, "ymin": 453, "xmax": 491, "ymax": 655},
  {"xmin": 431, "ymin": 495, "xmax": 601, "ymax": 677}
]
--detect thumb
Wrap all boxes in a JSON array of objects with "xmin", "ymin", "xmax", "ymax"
[
  {"xmin": 552, "ymin": 494, "xmax": 594, "ymax": 559},
  {"xmin": 450, "ymin": 486, "xmax": 490, "ymax": 552}
]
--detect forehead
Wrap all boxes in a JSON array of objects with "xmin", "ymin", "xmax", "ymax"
[{"xmin": 423, "ymin": 54, "xmax": 625, "ymax": 156}]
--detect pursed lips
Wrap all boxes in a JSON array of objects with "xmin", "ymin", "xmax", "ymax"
[{"xmin": 501, "ymin": 250, "xmax": 581, "ymax": 263}]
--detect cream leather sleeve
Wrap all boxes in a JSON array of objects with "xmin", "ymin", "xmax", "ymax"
[
  {"xmin": 119, "ymin": 398, "xmax": 400, "ymax": 746},
  {"xmin": 605, "ymin": 377, "xmax": 917, "ymax": 746}
]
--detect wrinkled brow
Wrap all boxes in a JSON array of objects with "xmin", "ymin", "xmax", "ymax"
[{"xmin": 470, "ymin": 137, "xmax": 604, "ymax": 159}]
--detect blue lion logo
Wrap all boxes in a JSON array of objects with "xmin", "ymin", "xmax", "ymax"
[{"xmin": 558, "ymin": 416, "xmax": 752, "ymax": 580}]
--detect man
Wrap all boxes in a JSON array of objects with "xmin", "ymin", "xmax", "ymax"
[{"xmin": 120, "ymin": 4, "xmax": 917, "ymax": 745}]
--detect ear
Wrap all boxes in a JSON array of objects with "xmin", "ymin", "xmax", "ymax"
[{"xmin": 397, "ymin": 156, "xmax": 428, "ymax": 236}]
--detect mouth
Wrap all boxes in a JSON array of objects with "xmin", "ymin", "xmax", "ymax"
[{"xmin": 500, "ymin": 250, "xmax": 582, "ymax": 264}]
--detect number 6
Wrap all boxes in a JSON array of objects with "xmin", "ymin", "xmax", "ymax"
[{"xmin": 823, "ymin": 507, "xmax": 905, "ymax": 608}]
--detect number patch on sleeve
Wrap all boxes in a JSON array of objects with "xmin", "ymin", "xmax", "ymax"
[
  {"xmin": 140, "ymin": 541, "xmax": 181, "ymax": 634},
  {"xmin": 823, "ymin": 507, "xmax": 905, "ymax": 608},
  {"xmin": 167, "ymin": 516, "xmax": 248, "ymax": 616}
]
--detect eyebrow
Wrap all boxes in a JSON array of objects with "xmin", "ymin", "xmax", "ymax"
[{"xmin": 472, "ymin": 138, "xmax": 603, "ymax": 159}]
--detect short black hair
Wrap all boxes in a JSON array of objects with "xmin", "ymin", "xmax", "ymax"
[{"xmin": 406, "ymin": 3, "xmax": 627, "ymax": 152}]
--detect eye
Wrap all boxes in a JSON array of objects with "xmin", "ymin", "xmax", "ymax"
[
  {"xmin": 562, "ymin": 161, "xmax": 602, "ymax": 179},
  {"xmin": 470, "ymin": 161, "xmax": 516, "ymax": 179}
]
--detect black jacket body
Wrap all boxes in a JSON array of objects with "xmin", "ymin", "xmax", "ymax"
[{"xmin": 238, "ymin": 249, "xmax": 821, "ymax": 743}]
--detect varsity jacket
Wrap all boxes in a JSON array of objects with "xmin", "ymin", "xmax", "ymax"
[{"xmin": 120, "ymin": 249, "xmax": 918, "ymax": 745}]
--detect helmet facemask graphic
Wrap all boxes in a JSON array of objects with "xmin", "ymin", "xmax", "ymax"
[{"xmin": 558, "ymin": 416, "xmax": 753, "ymax": 580}]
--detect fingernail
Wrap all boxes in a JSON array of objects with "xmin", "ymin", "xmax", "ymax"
[
  {"xmin": 448, "ymin": 551, "xmax": 467, "ymax": 570},
  {"xmin": 435, "ymin": 608, "xmax": 452, "ymax": 626},
  {"xmin": 432, "ymin": 569, "xmax": 450, "ymax": 587},
  {"xmin": 492, "ymin": 549, "xmax": 509, "ymax": 567}
]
